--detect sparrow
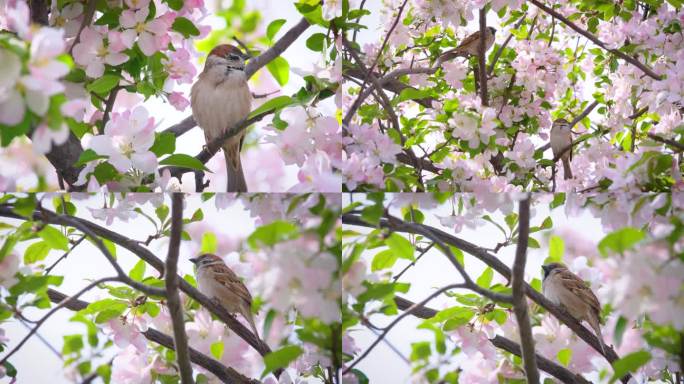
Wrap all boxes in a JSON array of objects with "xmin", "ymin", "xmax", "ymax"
[
  {"xmin": 439, "ymin": 27, "xmax": 497, "ymax": 62},
  {"xmin": 542, "ymin": 263, "xmax": 605, "ymax": 355},
  {"xmin": 550, "ymin": 118, "xmax": 573, "ymax": 180},
  {"xmin": 191, "ymin": 44, "xmax": 252, "ymax": 192},
  {"xmin": 190, "ymin": 253, "xmax": 260, "ymax": 338}
]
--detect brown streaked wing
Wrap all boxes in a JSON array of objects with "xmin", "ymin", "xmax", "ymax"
[
  {"xmin": 212, "ymin": 264, "xmax": 254, "ymax": 305},
  {"xmin": 556, "ymin": 269, "xmax": 601, "ymax": 314},
  {"xmin": 457, "ymin": 30, "xmax": 482, "ymax": 50}
]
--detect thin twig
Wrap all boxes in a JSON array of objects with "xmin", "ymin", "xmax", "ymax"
[
  {"xmin": 165, "ymin": 193, "xmax": 193, "ymax": 384},
  {"xmin": 0, "ymin": 277, "xmax": 117, "ymax": 365},
  {"xmin": 44, "ymin": 235, "xmax": 86, "ymax": 275},
  {"xmin": 528, "ymin": 0, "xmax": 662, "ymax": 80},
  {"xmin": 511, "ymin": 196, "xmax": 539, "ymax": 383},
  {"xmin": 647, "ymin": 133, "xmax": 684, "ymax": 152},
  {"xmin": 343, "ymin": 284, "xmax": 465, "ymax": 373}
]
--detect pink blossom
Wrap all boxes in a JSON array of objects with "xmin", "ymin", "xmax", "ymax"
[
  {"xmin": 111, "ymin": 345, "xmax": 153, "ymax": 384},
  {"xmin": 49, "ymin": 2, "xmax": 84, "ymax": 38},
  {"xmin": 0, "ymin": 28, "xmax": 68, "ymax": 125},
  {"xmin": 504, "ymin": 133, "xmax": 536, "ymax": 170},
  {"xmin": 186, "ymin": 308, "xmax": 226, "ymax": 356},
  {"xmin": 0, "ymin": 252, "xmax": 19, "ymax": 288},
  {"xmin": 290, "ymin": 152, "xmax": 342, "ymax": 192},
  {"xmin": 106, "ymin": 315, "xmax": 150, "ymax": 353},
  {"xmin": 267, "ymin": 106, "xmax": 315, "ymax": 166},
  {"xmin": 124, "ymin": 0, "xmax": 151, "ymax": 10},
  {"xmin": 2, "ymin": 0, "xmax": 31, "ymax": 39},
  {"xmin": 442, "ymin": 61, "xmax": 467, "ymax": 89},
  {"xmin": 86, "ymin": 106, "xmax": 158, "ymax": 174},
  {"xmin": 119, "ymin": 7, "xmax": 173, "ymax": 56},
  {"xmin": 249, "ymin": 235, "xmax": 340, "ymax": 323},
  {"xmin": 88, "ymin": 199, "xmax": 137, "ymax": 225},
  {"xmin": 163, "ymin": 48, "xmax": 197, "ymax": 84},
  {"xmin": 73, "ymin": 27, "xmax": 128, "ymax": 77},
  {"xmin": 168, "ymin": 91, "xmax": 190, "ymax": 111}
]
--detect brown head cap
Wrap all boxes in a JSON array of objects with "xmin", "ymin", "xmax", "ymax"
[{"xmin": 208, "ymin": 44, "xmax": 248, "ymax": 59}]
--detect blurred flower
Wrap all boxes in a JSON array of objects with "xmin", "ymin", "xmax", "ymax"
[
  {"xmin": 0, "ymin": 252, "xmax": 20, "ymax": 288},
  {"xmin": 168, "ymin": 91, "xmax": 190, "ymax": 111},
  {"xmin": 186, "ymin": 308, "xmax": 225, "ymax": 356},
  {"xmin": 290, "ymin": 151, "xmax": 341, "ymax": 192},
  {"xmin": 163, "ymin": 48, "xmax": 197, "ymax": 84},
  {"xmin": 31, "ymin": 123, "xmax": 69, "ymax": 154},
  {"xmin": 49, "ymin": 2, "xmax": 84, "ymax": 38},
  {"xmin": 111, "ymin": 345, "xmax": 153, "ymax": 384}
]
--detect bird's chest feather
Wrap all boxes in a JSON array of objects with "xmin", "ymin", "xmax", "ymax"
[
  {"xmin": 191, "ymin": 72, "xmax": 252, "ymax": 142},
  {"xmin": 550, "ymin": 127, "xmax": 571, "ymax": 153}
]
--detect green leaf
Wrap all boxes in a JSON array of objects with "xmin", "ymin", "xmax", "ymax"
[
  {"xmin": 528, "ymin": 237, "xmax": 540, "ymax": 249},
  {"xmin": 410, "ymin": 341, "xmax": 431, "ymax": 360},
  {"xmin": 476, "ymin": 267, "xmax": 493, "ymax": 288},
  {"xmin": 610, "ymin": 350, "xmax": 651, "ymax": 383},
  {"xmin": 261, "ymin": 345, "xmax": 303, "ymax": 378},
  {"xmin": 129, "ymin": 259, "xmax": 146, "ymax": 281},
  {"xmin": 149, "ymin": 132, "xmax": 176, "ymax": 157},
  {"xmin": 86, "ymin": 74, "xmax": 120, "ymax": 94},
  {"xmin": 385, "ymin": 233, "xmax": 414, "ymax": 260},
  {"xmin": 201, "ymin": 232, "xmax": 217, "ymax": 253},
  {"xmin": 305, "ymin": 33, "xmax": 326, "ymax": 51},
  {"xmin": 248, "ymin": 96, "xmax": 295, "ymax": 119},
  {"xmin": 159, "ymin": 154, "xmax": 210, "ymax": 172},
  {"xmin": 75, "ymin": 149, "xmax": 107, "ymax": 167},
  {"xmin": 550, "ymin": 193, "xmax": 566, "ymax": 209},
  {"xmin": 171, "ymin": 17, "xmax": 200, "ymax": 37},
  {"xmin": 613, "ymin": 316, "xmax": 628, "ymax": 348},
  {"xmin": 266, "ymin": 56, "xmax": 289, "ymax": 86},
  {"xmin": 557, "ymin": 348, "xmax": 572, "ymax": 366},
  {"xmin": 247, "ymin": 220, "xmax": 299, "ymax": 248},
  {"xmin": 155, "ymin": 205, "xmax": 169, "ymax": 223},
  {"xmin": 371, "ymin": 249, "xmax": 398, "ymax": 271},
  {"xmin": 210, "ymin": 341, "xmax": 224, "ymax": 360},
  {"xmin": 62, "ymin": 334, "xmax": 83, "ymax": 355},
  {"xmin": 598, "ymin": 227, "xmax": 645, "ymax": 257},
  {"xmin": 164, "ymin": 0, "xmax": 183, "ymax": 10},
  {"xmin": 39, "ymin": 226, "xmax": 69, "ymax": 251},
  {"xmin": 266, "ymin": 19, "xmax": 286, "ymax": 41},
  {"xmin": 396, "ymin": 88, "xmax": 431, "ymax": 103},
  {"xmin": 24, "ymin": 241, "xmax": 51, "ymax": 264},
  {"xmin": 547, "ymin": 235, "xmax": 564, "ymax": 263}
]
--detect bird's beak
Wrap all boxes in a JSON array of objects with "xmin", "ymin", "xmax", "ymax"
[
  {"xmin": 189, "ymin": 257, "xmax": 198, "ymax": 264},
  {"xmin": 242, "ymin": 52, "xmax": 252, "ymax": 60},
  {"xmin": 541, "ymin": 265, "xmax": 550, "ymax": 275}
]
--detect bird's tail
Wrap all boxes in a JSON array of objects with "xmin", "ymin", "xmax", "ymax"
[
  {"xmin": 223, "ymin": 145, "xmax": 247, "ymax": 192},
  {"xmin": 588, "ymin": 313, "xmax": 606, "ymax": 356},
  {"xmin": 562, "ymin": 157, "xmax": 573, "ymax": 180},
  {"xmin": 244, "ymin": 310, "xmax": 260, "ymax": 340},
  {"xmin": 437, "ymin": 49, "xmax": 467, "ymax": 65}
]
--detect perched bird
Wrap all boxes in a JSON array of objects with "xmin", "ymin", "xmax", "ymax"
[
  {"xmin": 190, "ymin": 253, "xmax": 259, "ymax": 338},
  {"xmin": 439, "ymin": 27, "xmax": 497, "ymax": 62},
  {"xmin": 550, "ymin": 118, "xmax": 573, "ymax": 180},
  {"xmin": 191, "ymin": 44, "xmax": 252, "ymax": 192},
  {"xmin": 542, "ymin": 263, "xmax": 605, "ymax": 355}
]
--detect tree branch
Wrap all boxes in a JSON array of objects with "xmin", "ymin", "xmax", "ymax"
[
  {"xmin": 45, "ymin": 289, "xmax": 260, "ymax": 384},
  {"xmin": 383, "ymin": 213, "xmax": 513, "ymax": 304},
  {"xmin": 478, "ymin": 8, "xmax": 489, "ymax": 106},
  {"xmin": 647, "ymin": 132, "xmax": 684, "ymax": 152},
  {"xmin": 165, "ymin": 193, "xmax": 194, "ymax": 383},
  {"xmin": 342, "ymin": 213, "xmax": 631, "ymax": 383},
  {"xmin": 537, "ymin": 100, "xmax": 599, "ymax": 154},
  {"xmin": 244, "ymin": 17, "xmax": 309, "ymax": 79},
  {"xmin": 511, "ymin": 196, "xmax": 539, "ymax": 383},
  {"xmin": 393, "ymin": 296, "xmax": 592, "ymax": 384},
  {"xmin": 528, "ymin": 0, "xmax": 662, "ymax": 80},
  {"xmin": 68, "ymin": 0, "xmax": 97, "ymax": 54}
]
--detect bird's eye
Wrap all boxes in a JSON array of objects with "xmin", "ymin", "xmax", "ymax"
[{"xmin": 229, "ymin": 54, "xmax": 240, "ymax": 60}]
